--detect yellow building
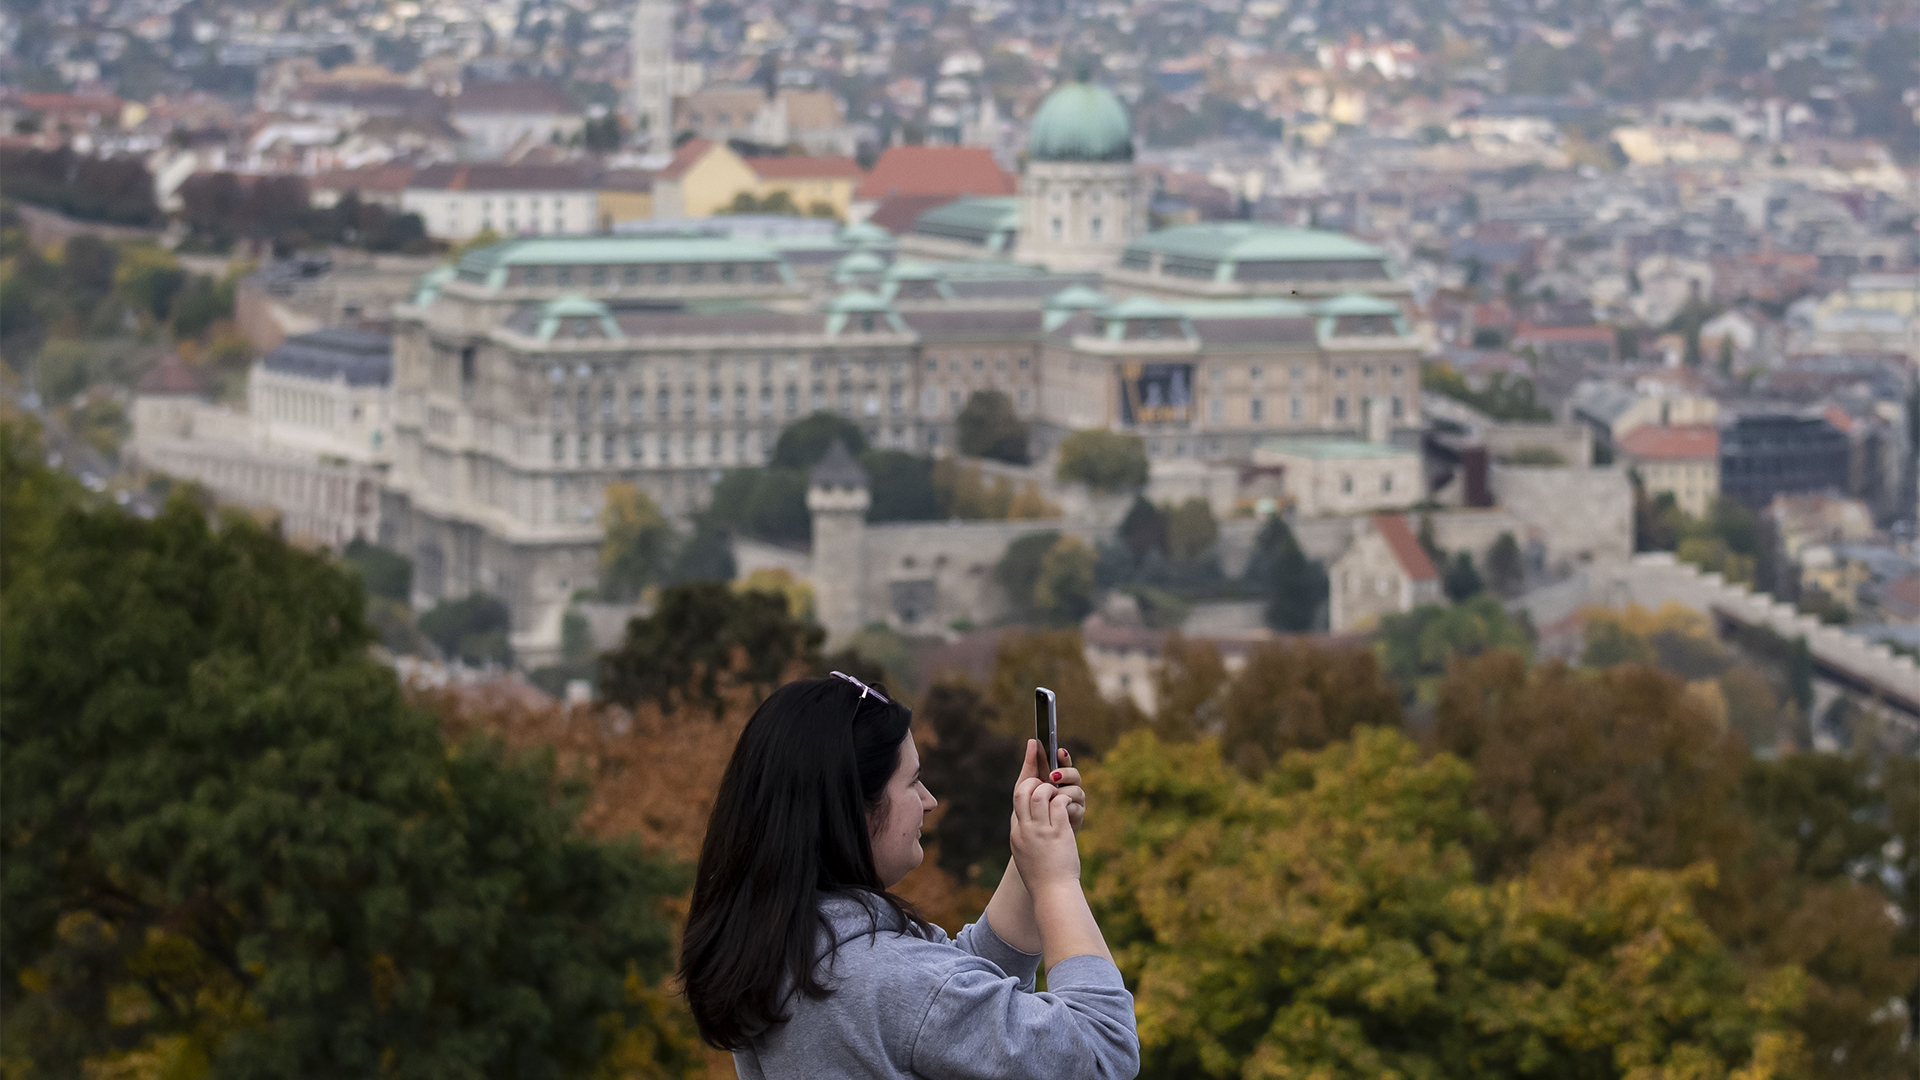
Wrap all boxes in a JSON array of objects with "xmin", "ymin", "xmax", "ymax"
[
  {"xmin": 648, "ymin": 137, "xmax": 866, "ymax": 219},
  {"xmin": 597, "ymin": 168, "xmax": 655, "ymax": 227}
]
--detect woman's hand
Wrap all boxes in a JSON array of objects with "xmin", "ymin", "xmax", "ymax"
[
  {"xmin": 1009, "ymin": 774, "xmax": 1080, "ymax": 894},
  {"xmin": 1016, "ymin": 739, "xmax": 1085, "ymax": 833}
]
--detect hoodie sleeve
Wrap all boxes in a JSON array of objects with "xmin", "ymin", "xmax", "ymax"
[
  {"xmin": 952, "ymin": 914, "xmax": 1042, "ymax": 991},
  {"xmin": 907, "ymin": 954, "xmax": 1139, "ymax": 1080}
]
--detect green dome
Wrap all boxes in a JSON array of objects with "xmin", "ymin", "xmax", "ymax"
[{"xmin": 1027, "ymin": 81, "xmax": 1133, "ymax": 163}]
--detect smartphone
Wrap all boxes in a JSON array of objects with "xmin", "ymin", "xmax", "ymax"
[{"xmin": 1033, "ymin": 687, "xmax": 1058, "ymax": 777}]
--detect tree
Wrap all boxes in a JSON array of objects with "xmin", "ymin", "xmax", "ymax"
[
  {"xmin": 986, "ymin": 628, "xmax": 1139, "ymax": 757},
  {"xmin": 992, "ymin": 530, "xmax": 1062, "ymax": 619},
  {"xmin": 861, "ymin": 448, "xmax": 942, "ymax": 522},
  {"xmin": 700, "ymin": 467, "xmax": 810, "ymax": 544},
  {"xmin": 600, "ymin": 482, "xmax": 674, "ymax": 599},
  {"xmin": 1117, "ymin": 496, "xmax": 1167, "ymax": 559},
  {"xmin": 342, "ymin": 537, "xmax": 412, "ymax": 602},
  {"xmin": 1032, "ymin": 535, "xmax": 1097, "ymax": 624},
  {"xmin": 918, "ymin": 681, "xmax": 1021, "ymax": 885},
  {"xmin": 1162, "ymin": 498, "xmax": 1217, "ymax": 563},
  {"xmin": 1484, "ymin": 532, "xmax": 1525, "ymax": 597},
  {"xmin": 0, "ymin": 425, "xmax": 686, "ymax": 1076},
  {"xmin": 1217, "ymin": 639, "xmax": 1401, "ymax": 775},
  {"xmin": 955, "ymin": 389, "xmax": 1029, "ymax": 463},
  {"xmin": 771, "ymin": 412, "xmax": 865, "ymax": 470},
  {"xmin": 1080, "ymin": 728, "xmax": 1807, "ymax": 1080},
  {"xmin": 417, "ymin": 592, "xmax": 513, "ymax": 666},
  {"xmin": 1442, "ymin": 550, "xmax": 1484, "ymax": 601},
  {"xmin": 1246, "ymin": 517, "xmax": 1326, "ymax": 633},
  {"xmin": 1055, "ymin": 429, "xmax": 1148, "ymax": 493},
  {"xmin": 598, "ymin": 582, "xmax": 823, "ymax": 715},
  {"xmin": 1377, "ymin": 596, "xmax": 1532, "ymax": 700}
]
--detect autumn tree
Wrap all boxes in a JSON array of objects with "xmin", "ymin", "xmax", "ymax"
[
  {"xmin": 986, "ymin": 628, "xmax": 1141, "ymax": 756},
  {"xmin": 1377, "ymin": 595, "xmax": 1532, "ymax": 701},
  {"xmin": 1081, "ymin": 728, "xmax": 1807, "ymax": 1080},
  {"xmin": 1217, "ymin": 638, "xmax": 1402, "ymax": 776},
  {"xmin": 955, "ymin": 389, "xmax": 1029, "ymax": 463}
]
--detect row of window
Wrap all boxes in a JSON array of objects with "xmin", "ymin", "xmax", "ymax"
[
  {"xmin": 515, "ymin": 262, "xmax": 777, "ymax": 288},
  {"xmin": 1207, "ymin": 362, "xmax": 1407, "ymax": 383},
  {"xmin": 550, "ymin": 429, "xmax": 764, "ymax": 471},
  {"xmin": 547, "ymin": 381, "xmax": 937, "ymax": 423},
  {"xmin": 1211, "ymin": 394, "xmax": 1406, "ymax": 424}
]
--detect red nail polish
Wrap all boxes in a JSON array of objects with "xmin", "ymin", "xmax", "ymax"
[{"xmin": 1051, "ymin": 771, "xmax": 1062, "ymax": 782}]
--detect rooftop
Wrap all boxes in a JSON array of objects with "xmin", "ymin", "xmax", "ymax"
[
  {"xmin": 452, "ymin": 79, "xmax": 581, "ymax": 115},
  {"xmin": 453, "ymin": 232, "xmax": 786, "ymax": 281},
  {"xmin": 262, "ymin": 328, "xmax": 392, "ymax": 387},
  {"xmin": 1028, "ymin": 80, "xmax": 1133, "ymax": 163},
  {"xmin": 1123, "ymin": 223, "xmax": 1387, "ymax": 264},
  {"xmin": 1617, "ymin": 424, "xmax": 1719, "ymax": 460},
  {"xmin": 409, "ymin": 162, "xmax": 599, "ymax": 192},
  {"xmin": 855, "ymin": 146, "xmax": 1015, "ymax": 200},
  {"xmin": 1374, "ymin": 514, "xmax": 1440, "ymax": 582}
]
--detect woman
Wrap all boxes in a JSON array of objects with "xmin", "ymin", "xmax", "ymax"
[{"xmin": 680, "ymin": 672, "xmax": 1138, "ymax": 1080}]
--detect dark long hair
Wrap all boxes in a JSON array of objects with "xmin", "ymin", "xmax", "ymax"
[{"xmin": 680, "ymin": 676, "xmax": 929, "ymax": 1050}]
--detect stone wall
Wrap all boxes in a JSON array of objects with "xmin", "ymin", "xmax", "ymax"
[{"xmin": 1491, "ymin": 464, "xmax": 1634, "ymax": 567}]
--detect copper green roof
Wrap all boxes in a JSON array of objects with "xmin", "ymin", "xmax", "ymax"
[
  {"xmin": 1123, "ymin": 223, "xmax": 1386, "ymax": 263},
  {"xmin": 1317, "ymin": 293, "xmax": 1402, "ymax": 315},
  {"xmin": 454, "ymin": 233, "xmax": 787, "ymax": 286},
  {"xmin": 1046, "ymin": 284, "xmax": 1111, "ymax": 308},
  {"xmin": 1028, "ymin": 81, "xmax": 1134, "ymax": 163},
  {"xmin": 911, "ymin": 197, "xmax": 1020, "ymax": 251}
]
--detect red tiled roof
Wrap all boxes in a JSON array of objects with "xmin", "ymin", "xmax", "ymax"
[
  {"xmin": 137, "ymin": 353, "xmax": 204, "ymax": 396},
  {"xmin": 866, "ymin": 193, "xmax": 957, "ymax": 233},
  {"xmin": 408, "ymin": 162, "xmax": 599, "ymax": 191},
  {"xmin": 1373, "ymin": 514, "xmax": 1439, "ymax": 582},
  {"xmin": 452, "ymin": 79, "xmax": 581, "ymax": 116},
  {"xmin": 311, "ymin": 164, "xmax": 414, "ymax": 193},
  {"xmin": 1617, "ymin": 424, "xmax": 1719, "ymax": 460},
  {"xmin": 658, "ymin": 137, "xmax": 716, "ymax": 180},
  {"xmin": 854, "ymin": 146, "xmax": 1014, "ymax": 200},
  {"xmin": 1883, "ymin": 573, "xmax": 1919, "ymax": 620},
  {"xmin": 747, "ymin": 155, "xmax": 864, "ymax": 181}
]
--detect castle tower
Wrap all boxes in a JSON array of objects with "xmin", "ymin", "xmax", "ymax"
[
  {"xmin": 631, "ymin": 0, "xmax": 675, "ymax": 149},
  {"xmin": 1017, "ymin": 78, "xmax": 1144, "ymax": 272},
  {"xmin": 806, "ymin": 439, "xmax": 870, "ymax": 643}
]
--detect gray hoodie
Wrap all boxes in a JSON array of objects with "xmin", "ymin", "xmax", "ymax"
[{"xmin": 732, "ymin": 892, "xmax": 1140, "ymax": 1080}]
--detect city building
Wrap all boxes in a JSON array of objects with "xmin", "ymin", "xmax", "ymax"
[
  {"xmin": 449, "ymin": 79, "xmax": 586, "ymax": 159},
  {"xmin": 1327, "ymin": 514, "xmax": 1442, "ymax": 631},
  {"xmin": 1253, "ymin": 436, "xmax": 1422, "ymax": 517},
  {"xmin": 128, "ymin": 332, "xmax": 393, "ymax": 547},
  {"xmin": 1616, "ymin": 423, "xmax": 1720, "ymax": 517},
  {"xmin": 629, "ymin": 0, "xmax": 675, "ymax": 149},
  {"xmin": 1015, "ymin": 80, "xmax": 1145, "ymax": 272},
  {"xmin": 1719, "ymin": 411, "xmax": 1850, "ymax": 507},
  {"xmin": 402, "ymin": 163, "xmax": 600, "ymax": 241}
]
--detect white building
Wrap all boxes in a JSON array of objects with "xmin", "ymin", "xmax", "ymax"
[
  {"xmin": 127, "ymin": 331, "xmax": 394, "ymax": 548},
  {"xmin": 630, "ymin": 0, "xmax": 676, "ymax": 149},
  {"xmin": 1016, "ymin": 79, "xmax": 1145, "ymax": 272},
  {"xmin": 401, "ymin": 163, "xmax": 600, "ymax": 241},
  {"xmin": 1327, "ymin": 513, "xmax": 1444, "ymax": 632},
  {"xmin": 450, "ymin": 79, "xmax": 586, "ymax": 159},
  {"xmin": 1254, "ymin": 433, "xmax": 1423, "ymax": 517}
]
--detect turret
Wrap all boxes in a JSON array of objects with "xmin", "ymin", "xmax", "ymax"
[{"xmin": 807, "ymin": 439, "xmax": 870, "ymax": 642}]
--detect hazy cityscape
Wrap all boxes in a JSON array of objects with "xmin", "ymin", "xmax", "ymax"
[{"xmin": 1, "ymin": 0, "xmax": 1916, "ymax": 1075}]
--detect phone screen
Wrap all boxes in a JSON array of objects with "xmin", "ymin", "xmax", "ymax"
[{"xmin": 1033, "ymin": 687, "xmax": 1057, "ymax": 772}]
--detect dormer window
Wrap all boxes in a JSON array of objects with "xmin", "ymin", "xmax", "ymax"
[
  {"xmin": 719, "ymin": 264, "xmax": 736, "ymax": 283},
  {"xmin": 524, "ymin": 266, "xmax": 544, "ymax": 286},
  {"xmin": 749, "ymin": 263, "xmax": 768, "ymax": 283},
  {"xmin": 860, "ymin": 315, "xmax": 876, "ymax": 332}
]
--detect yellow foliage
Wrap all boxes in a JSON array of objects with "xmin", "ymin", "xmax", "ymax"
[
  {"xmin": 1581, "ymin": 601, "xmax": 1716, "ymax": 642},
  {"xmin": 734, "ymin": 567, "xmax": 814, "ymax": 621}
]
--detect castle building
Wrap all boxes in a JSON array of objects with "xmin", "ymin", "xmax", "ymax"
[{"xmin": 1015, "ymin": 80, "xmax": 1145, "ymax": 272}]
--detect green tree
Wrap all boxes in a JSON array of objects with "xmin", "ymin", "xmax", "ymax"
[
  {"xmin": 771, "ymin": 412, "xmax": 865, "ymax": 469},
  {"xmin": 598, "ymin": 582, "xmax": 823, "ymax": 715},
  {"xmin": 1055, "ymin": 428, "xmax": 1148, "ymax": 493},
  {"xmin": 1081, "ymin": 728, "xmax": 1807, "ymax": 1080},
  {"xmin": 599, "ymin": 482, "xmax": 675, "ymax": 599},
  {"xmin": 1162, "ymin": 498, "xmax": 1217, "ymax": 563},
  {"xmin": 1247, "ymin": 517, "xmax": 1326, "ymax": 633},
  {"xmin": 955, "ymin": 389, "xmax": 1029, "ymax": 464},
  {"xmin": 417, "ymin": 592, "xmax": 513, "ymax": 666},
  {"xmin": 1217, "ymin": 639, "xmax": 1401, "ymax": 775},
  {"xmin": 993, "ymin": 530, "xmax": 1062, "ymax": 620},
  {"xmin": 1377, "ymin": 595, "xmax": 1532, "ymax": 700},
  {"xmin": 861, "ymin": 448, "xmax": 942, "ymax": 522},
  {"xmin": 1484, "ymin": 532, "xmax": 1525, "ymax": 597},
  {"xmin": 342, "ymin": 537, "xmax": 412, "ymax": 602},
  {"xmin": 701, "ymin": 467, "xmax": 810, "ymax": 544},
  {"xmin": 1032, "ymin": 535, "xmax": 1097, "ymax": 624},
  {"xmin": 0, "ymin": 425, "xmax": 685, "ymax": 1077},
  {"xmin": 1442, "ymin": 550, "xmax": 1484, "ymax": 601},
  {"xmin": 1117, "ymin": 496, "xmax": 1167, "ymax": 559}
]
